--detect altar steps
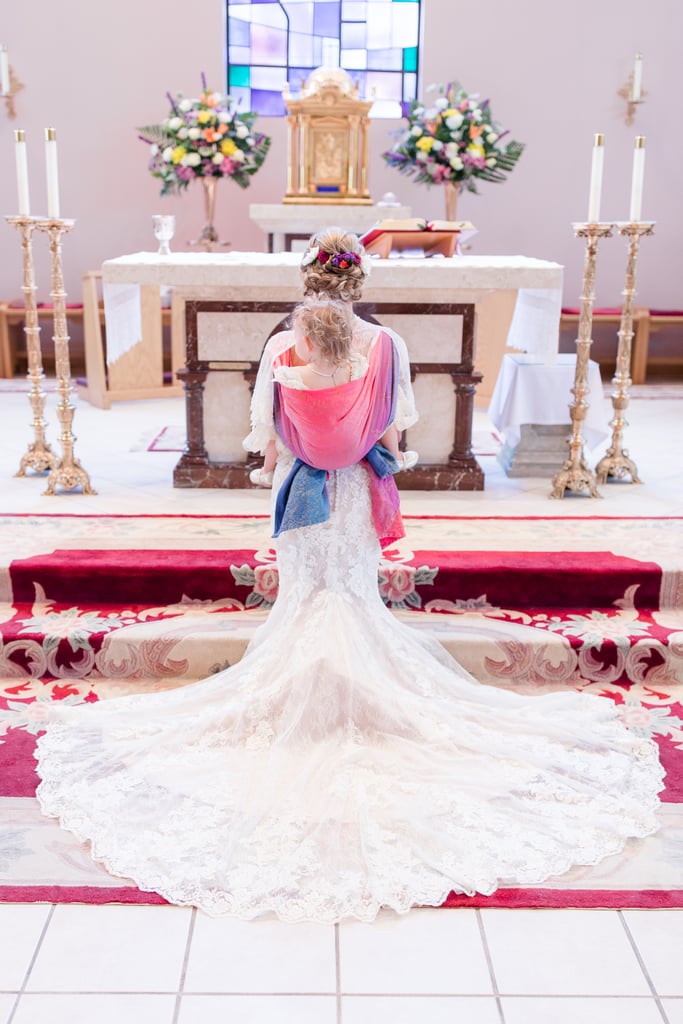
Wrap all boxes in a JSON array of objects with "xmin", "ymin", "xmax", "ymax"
[{"xmin": 0, "ymin": 528, "xmax": 681, "ymax": 696}]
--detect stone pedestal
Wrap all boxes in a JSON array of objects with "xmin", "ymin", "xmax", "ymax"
[{"xmin": 497, "ymin": 424, "xmax": 571, "ymax": 477}]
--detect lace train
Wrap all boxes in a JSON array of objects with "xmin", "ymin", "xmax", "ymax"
[{"xmin": 33, "ymin": 463, "xmax": 665, "ymax": 923}]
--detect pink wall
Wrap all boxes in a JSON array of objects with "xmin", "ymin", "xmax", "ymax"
[{"xmin": 1, "ymin": 0, "xmax": 681, "ymax": 309}]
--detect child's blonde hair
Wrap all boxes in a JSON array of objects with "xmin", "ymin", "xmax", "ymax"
[{"xmin": 292, "ymin": 297, "xmax": 354, "ymax": 367}]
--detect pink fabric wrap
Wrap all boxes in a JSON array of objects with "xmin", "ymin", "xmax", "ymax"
[{"xmin": 273, "ymin": 330, "xmax": 405, "ymax": 546}]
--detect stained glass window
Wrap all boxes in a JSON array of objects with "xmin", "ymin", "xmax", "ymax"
[{"xmin": 226, "ymin": 0, "xmax": 421, "ymax": 117}]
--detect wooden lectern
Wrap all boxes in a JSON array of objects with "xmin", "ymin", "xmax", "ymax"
[{"xmin": 360, "ymin": 219, "xmax": 476, "ymax": 258}]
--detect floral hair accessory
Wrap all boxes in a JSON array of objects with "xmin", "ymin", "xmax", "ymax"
[{"xmin": 301, "ymin": 247, "xmax": 370, "ymax": 275}]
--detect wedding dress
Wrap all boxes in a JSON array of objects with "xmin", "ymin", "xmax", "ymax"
[{"xmin": 31, "ymin": 321, "xmax": 664, "ymax": 924}]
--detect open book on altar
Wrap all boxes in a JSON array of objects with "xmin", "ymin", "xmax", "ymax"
[{"xmin": 360, "ymin": 218, "xmax": 477, "ymax": 258}]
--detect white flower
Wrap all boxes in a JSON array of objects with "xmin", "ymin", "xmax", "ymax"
[
  {"xmin": 199, "ymin": 146, "xmax": 213, "ymax": 156},
  {"xmin": 486, "ymin": 157, "xmax": 497, "ymax": 167},
  {"xmin": 472, "ymin": 109, "xmax": 483, "ymax": 122},
  {"xmin": 235, "ymin": 123, "xmax": 249, "ymax": 139},
  {"xmin": 246, "ymin": 137, "xmax": 254, "ymax": 147},
  {"xmin": 218, "ymin": 111, "xmax": 231, "ymax": 124},
  {"xmin": 150, "ymin": 144, "xmax": 159, "ymax": 156},
  {"xmin": 168, "ymin": 116, "xmax": 183, "ymax": 131},
  {"xmin": 435, "ymin": 97, "xmax": 449, "ymax": 110},
  {"xmin": 431, "ymin": 139, "xmax": 444, "ymax": 151},
  {"xmin": 445, "ymin": 142, "xmax": 459, "ymax": 158},
  {"xmin": 410, "ymin": 125, "xmax": 423, "ymax": 137},
  {"xmin": 416, "ymin": 150, "xmax": 428, "ymax": 162},
  {"xmin": 445, "ymin": 113, "xmax": 464, "ymax": 130},
  {"xmin": 182, "ymin": 152, "xmax": 201, "ymax": 167},
  {"xmin": 449, "ymin": 156, "xmax": 464, "ymax": 170},
  {"xmin": 301, "ymin": 245, "xmax": 319, "ymax": 267},
  {"xmin": 188, "ymin": 127, "xmax": 201, "ymax": 141},
  {"xmin": 162, "ymin": 145, "xmax": 174, "ymax": 162},
  {"xmin": 486, "ymin": 132, "xmax": 498, "ymax": 142},
  {"xmin": 211, "ymin": 92, "xmax": 222, "ymax": 104},
  {"xmin": 178, "ymin": 98, "xmax": 193, "ymax": 113},
  {"xmin": 232, "ymin": 149, "xmax": 246, "ymax": 163},
  {"xmin": 413, "ymin": 106, "xmax": 425, "ymax": 118},
  {"xmin": 212, "ymin": 152, "xmax": 225, "ymax": 165},
  {"xmin": 177, "ymin": 127, "xmax": 189, "ymax": 139}
]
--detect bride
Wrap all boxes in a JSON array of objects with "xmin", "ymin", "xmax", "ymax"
[{"xmin": 28, "ymin": 227, "xmax": 663, "ymax": 923}]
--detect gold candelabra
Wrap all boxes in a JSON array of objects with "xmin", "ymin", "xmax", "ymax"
[
  {"xmin": 618, "ymin": 80, "xmax": 646, "ymax": 126},
  {"xmin": 35, "ymin": 217, "xmax": 96, "ymax": 495},
  {"xmin": 6, "ymin": 216, "xmax": 59, "ymax": 477},
  {"xmin": 594, "ymin": 220, "xmax": 654, "ymax": 485},
  {"xmin": 550, "ymin": 221, "xmax": 614, "ymax": 500},
  {"xmin": 2, "ymin": 64, "xmax": 24, "ymax": 120}
]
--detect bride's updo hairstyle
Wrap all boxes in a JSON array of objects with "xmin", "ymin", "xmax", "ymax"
[
  {"xmin": 300, "ymin": 226, "xmax": 368, "ymax": 303},
  {"xmin": 292, "ymin": 297, "xmax": 354, "ymax": 367}
]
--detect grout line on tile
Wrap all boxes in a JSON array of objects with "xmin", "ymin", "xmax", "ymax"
[
  {"xmin": 618, "ymin": 911, "xmax": 671, "ymax": 1024},
  {"xmin": 476, "ymin": 909, "xmax": 506, "ymax": 1023},
  {"xmin": 6, "ymin": 904, "xmax": 55, "ymax": 1024},
  {"xmin": 335, "ymin": 923, "xmax": 342, "ymax": 1024},
  {"xmin": 172, "ymin": 906, "xmax": 197, "ymax": 1024}
]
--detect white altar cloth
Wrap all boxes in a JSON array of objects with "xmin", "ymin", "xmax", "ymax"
[
  {"xmin": 489, "ymin": 353, "xmax": 610, "ymax": 449},
  {"xmin": 101, "ymin": 252, "xmax": 563, "ymax": 398}
]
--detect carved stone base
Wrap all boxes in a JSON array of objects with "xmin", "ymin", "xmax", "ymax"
[{"xmin": 173, "ymin": 456, "xmax": 485, "ymax": 491}]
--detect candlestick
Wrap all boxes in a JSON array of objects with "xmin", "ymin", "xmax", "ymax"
[
  {"xmin": 632, "ymin": 53, "xmax": 643, "ymax": 101},
  {"xmin": 34, "ymin": 217, "xmax": 96, "ymax": 495},
  {"xmin": 550, "ymin": 220, "xmax": 614, "ymax": 500},
  {"xmin": 6, "ymin": 215, "xmax": 58, "ymax": 476},
  {"xmin": 587, "ymin": 133, "xmax": 604, "ymax": 223},
  {"xmin": 595, "ymin": 220, "xmax": 654, "ymax": 486},
  {"xmin": 45, "ymin": 127, "xmax": 61, "ymax": 219},
  {"xmin": 0, "ymin": 45, "xmax": 9, "ymax": 97},
  {"xmin": 14, "ymin": 129, "xmax": 30, "ymax": 216},
  {"xmin": 629, "ymin": 136, "xmax": 646, "ymax": 222}
]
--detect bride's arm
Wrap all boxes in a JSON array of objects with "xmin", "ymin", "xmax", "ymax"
[{"xmin": 242, "ymin": 329, "xmax": 294, "ymax": 454}]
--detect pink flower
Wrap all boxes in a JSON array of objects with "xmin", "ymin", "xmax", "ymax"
[
  {"xmin": 379, "ymin": 565, "xmax": 416, "ymax": 603},
  {"xmin": 253, "ymin": 565, "xmax": 279, "ymax": 604}
]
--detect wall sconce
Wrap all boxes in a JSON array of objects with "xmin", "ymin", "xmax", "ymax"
[
  {"xmin": 618, "ymin": 52, "xmax": 646, "ymax": 126},
  {"xmin": 1, "ymin": 45, "xmax": 24, "ymax": 120}
]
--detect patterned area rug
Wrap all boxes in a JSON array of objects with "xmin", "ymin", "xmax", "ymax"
[{"xmin": 1, "ymin": 513, "xmax": 682, "ymax": 908}]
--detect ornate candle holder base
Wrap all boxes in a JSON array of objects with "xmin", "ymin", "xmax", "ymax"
[
  {"xmin": 594, "ymin": 220, "xmax": 654, "ymax": 487},
  {"xmin": 549, "ymin": 221, "xmax": 613, "ymax": 500}
]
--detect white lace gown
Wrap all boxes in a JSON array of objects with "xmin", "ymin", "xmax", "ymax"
[{"xmin": 32, "ymin": 323, "xmax": 664, "ymax": 924}]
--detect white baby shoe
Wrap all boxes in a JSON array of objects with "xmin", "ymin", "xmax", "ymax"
[
  {"xmin": 397, "ymin": 450, "xmax": 419, "ymax": 471},
  {"xmin": 249, "ymin": 467, "xmax": 274, "ymax": 488}
]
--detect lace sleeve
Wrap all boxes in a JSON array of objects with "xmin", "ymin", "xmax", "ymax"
[
  {"xmin": 243, "ymin": 330, "xmax": 294, "ymax": 454},
  {"xmin": 384, "ymin": 326, "xmax": 418, "ymax": 432}
]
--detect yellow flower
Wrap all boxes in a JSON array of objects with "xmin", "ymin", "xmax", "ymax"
[
  {"xmin": 467, "ymin": 143, "xmax": 485, "ymax": 159},
  {"xmin": 171, "ymin": 145, "xmax": 186, "ymax": 164},
  {"xmin": 416, "ymin": 135, "xmax": 435, "ymax": 152},
  {"xmin": 442, "ymin": 108, "xmax": 458, "ymax": 118},
  {"xmin": 221, "ymin": 138, "xmax": 238, "ymax": 155},
  {"xmin": 197, "ymin": 110, "xmax": 212, "ymax": 124}
]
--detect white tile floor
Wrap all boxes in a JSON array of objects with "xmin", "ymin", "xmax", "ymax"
[
  {"xmin": 1, "ymin": 385, "xmax": 682, "ymax": 1024},
  {"xmin": 0, "ymin": 905, "xmax": 682, "ymax": 1023}
]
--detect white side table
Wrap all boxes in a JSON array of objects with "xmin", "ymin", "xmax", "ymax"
[{"xmin": 489, "ymin": 353, "xmax": 610, "ymax": 477}]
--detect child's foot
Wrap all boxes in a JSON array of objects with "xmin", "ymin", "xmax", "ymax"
[
  {"xmin": 397, "ymin": 450, "xmax": 419, "ymax": 471},
  {"xmin": 249, "ymin": 467, "xmax": 274, "ymax": 488}
]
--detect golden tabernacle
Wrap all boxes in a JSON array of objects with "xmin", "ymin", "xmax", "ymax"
[{"xmin": 283, "ymin": 67, "xmax": 373, "ymax": 204}]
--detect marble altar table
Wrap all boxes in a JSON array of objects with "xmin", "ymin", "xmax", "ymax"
[
  {"xmin": 101, "ymin": 252, "xmax": 564, "ymax": 490},
  {"xmin": 489, "ymin": 353, "xmax": 610, "ymax": 477},
  {"xmin": 249, "ymin": 203, "xmax": 412, "ymax": 253}
]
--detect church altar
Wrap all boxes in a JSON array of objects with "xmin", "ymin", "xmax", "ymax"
[
  {"xmin": 249, "ymin": 203, "xmax": 413, "ymax": 253},
  {"xmin": 101, "ymin": 251, "xmax": 563, "ymax": 490}
]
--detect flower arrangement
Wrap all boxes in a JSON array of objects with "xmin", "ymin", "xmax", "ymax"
[
  {"xmin": 383, "ymin": 83, "xmax": 524, "ymax": 194},
  {"xmin": 138, "ymin": 76, "xmax": 271, "ymax": 196}
]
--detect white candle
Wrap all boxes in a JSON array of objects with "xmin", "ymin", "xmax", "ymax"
[
  {"xmin": 629, "ymin": 136, "xmax": 646, "ymax": 222},
  {"xmin": 45, "ymin": 127, "xmax": 60, "ymax": 218},
  {"xmin": 632, "ymin": 53, "xmax": 643, "ymax": 102},
  {"xmin": 0, "ymin": 45, "xmax": 9, "ymax": 97},
  {"xmin": 587, "ymin": 132, "xmax": 604, "ymax": 222},
  {"xmin": 14, "ymin": 129, "xmax": 30, "ymax": 216}
]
